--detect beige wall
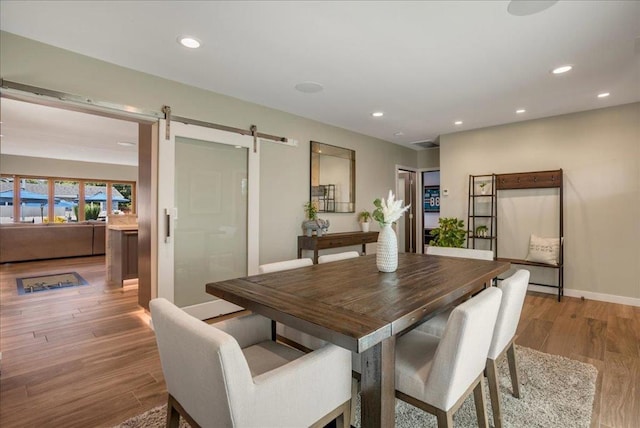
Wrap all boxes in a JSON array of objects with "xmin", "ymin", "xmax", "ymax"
[
  {"xmin": 0, "ymin": 154, "xmax": 138, "ymax": 182},
  {"xmin": 440, "ymin": 103, "xmax": 640, "ymax": 300},
  {"xmin": 1, "ymin": 32, "xmax": 417, "ymax": 264},
  {"xmin": 417, "ymin": 147, "xmax": 440, "ymax": 168}
]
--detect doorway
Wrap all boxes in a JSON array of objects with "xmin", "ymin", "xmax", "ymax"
[
  {"xmin": 422, "ymin": 169, "xmax": 441, "ymax": 249},
  {"xmin": 396, "ymin": 168, "xmax": 418, "ymax": 253},
  {"xmin": 0, "ymin": 95, "xmax": 155, "ymax": 306}
]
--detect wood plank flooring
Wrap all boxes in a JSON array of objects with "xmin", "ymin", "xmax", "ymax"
[
  {"xmin": 1, "ymin": 257, "xmax": 639, "ymax": 427},
  {"xmin": 0, "ymin": 257, "xmax": 165, "ymax": 428}
]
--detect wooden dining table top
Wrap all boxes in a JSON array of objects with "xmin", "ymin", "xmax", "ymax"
[{"xmin": 205, "ymin": 252, "xmax": 511, "ymax": 354}]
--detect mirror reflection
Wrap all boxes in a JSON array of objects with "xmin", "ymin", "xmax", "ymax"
[{"xmin": 310, "ymin": 141, "xmax": 355, "ymax": 213}]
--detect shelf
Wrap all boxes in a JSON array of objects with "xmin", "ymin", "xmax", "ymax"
[{"xmin": 468, "ymin": 173, "xmax": 497, "ymax": 255}]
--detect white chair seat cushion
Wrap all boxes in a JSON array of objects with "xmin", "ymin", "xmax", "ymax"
[
  {"xmin": 277, "ymin": 324, "xmax": 327, "ymax": 350},
  {"xmin": 394, "ymin": 330, "xmax": 441, "ymax": 401},
  {"xmin": 416, "ymin": 310, "xmax": 450, "ymax": 337},
  {"xmin": 242, "ymin": 340, "xmax": 305, "ymax": 377}
]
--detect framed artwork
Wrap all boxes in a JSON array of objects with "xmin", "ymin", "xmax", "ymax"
[{"xmin": 424, "ymin": 185, "xmax": 440, "ymax": 212}]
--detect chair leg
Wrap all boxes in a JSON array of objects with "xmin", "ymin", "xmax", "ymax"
[
  {"xmin": 436, "ymin": 409, "xmax": 454, "ymax": 428},
  {"xmin": 166, "ymin": 395, "xmax": 180, "ymax": 428},
  {"xmin": 339, "ymin": 399, "xmax": 351, "ymax": 428},
  {"xmin": 472, "ymin": 379, "xmax": 489, "ymax": 428},
  {"xmin": 486, "ymin": 358, "xmax": 503, "ymax": 428},
  {"xmin": 350, "ymin": 379, "xmax": 359, "ymax": 427},
  {"xmin": 506, "ymin": 342, "xmax": 521, "ymax": 398}
]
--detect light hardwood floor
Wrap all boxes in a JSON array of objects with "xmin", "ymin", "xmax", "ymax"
[{"xmin": 1, "ymin": 257, "xmax": 639, "ymax": 427}]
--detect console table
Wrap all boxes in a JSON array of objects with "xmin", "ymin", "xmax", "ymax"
[{"xmin": 297, "ymin": 231, "xmax": 379, "ymax": 264}]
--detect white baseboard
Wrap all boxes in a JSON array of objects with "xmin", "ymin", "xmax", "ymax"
[
  {"xmin": 181, "ymin": 299, "xmax": 244, "ymax": 321},
  {"xmin": 527, "ymin": 284, "xmax": 640, "ymax": 307}
]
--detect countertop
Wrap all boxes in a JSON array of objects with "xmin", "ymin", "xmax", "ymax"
[{"xmin": 108, "ymin": 224, "xmax": 138, "ymax": 231}]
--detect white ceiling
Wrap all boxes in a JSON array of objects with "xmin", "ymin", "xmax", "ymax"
[
  {"xmin": 0, "ymin": 98, "xmax": 140, "ymax": 166},
  {"xmin": 0, "ymin": 0, "xmax": 639, "ymax": 161}
]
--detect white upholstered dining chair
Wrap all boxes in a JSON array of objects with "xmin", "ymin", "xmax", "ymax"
[
  {"xmin": 417, "ymin": 269, "xmax": 530, "ymax": 428},
  {"xmin": 395, "ymin": 287, "xmax": 502, "ymax": 428},
  {"xmin": 426, "ymin": 246, "xmax": 494, "ymax": 260},
  {"xmin": 258, "ymin": 258, "xmax": 326, "ymax": 351},
  {"xmin": 150, "ymin": 298, "xmax": 352, "ymax": 428},
  {"xmin": 258, "ymin": 257, "xmax": 313, "ymax": 273},
  {"xmin": 317, "ymin": 251, "xmax": 360, "ymax": 264}
]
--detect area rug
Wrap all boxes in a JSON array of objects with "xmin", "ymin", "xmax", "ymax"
[
  {"xmin": 114, "ymin": 346, "xmax": 597, "ymax": 428},
  {"xmin": 17, "ymin": 272, "xmax": 88, "ymax": 294}
]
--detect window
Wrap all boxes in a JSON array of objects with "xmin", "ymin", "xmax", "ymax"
[
  {"xmin": 54, "ymin": 180, "xmax": 79, "ymax": 222},
  {"xmin": 19, "ymin": 177, "xmax": 50, "ymax": 223},
  {"xmin": 0, "ymin": 176, "xmax": 15, "ymax": 224},
  {"xmin": 0, "ymin": 174, "xmax": 135, "ymax": 223}
]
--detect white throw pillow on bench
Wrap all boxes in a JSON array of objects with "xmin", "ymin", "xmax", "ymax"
[{"xmin": 525, "ymin": 234, "xmax": 561, "ymax": 265}]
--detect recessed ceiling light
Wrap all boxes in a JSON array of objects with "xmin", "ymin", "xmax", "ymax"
[
  {"xmin": 117, "ymin": 141, "xmax": 136, "ymax": 147},
  {"xmin": 393, "ymin": 131, "xmax": 404, "ymax": 137},
  {"xmin": 454, "ymin": 120, "xmax": 463, "ymax": 125},
  {"xmin": 371, "ymin": 112, "xmax": 384, "ymax": 117},
  {"xmin": 235, "ymin": 145, "xmax": 242, "ymax": 149},
  {"xmin": 294, "ymin": 81, "xmax": 324, "ymax": 93},
  {"xmin": 177, "ymin": 36, "xmax": 201, "ymax": 49},
  {"xmin": 552, "ymin": 65, "xmax": 573, "ymax": 74},
  {"xmin": 597, "ymin": 92, "xmax": 610, "ymax": 98},
  {"xmin": 507, "ymin": 0, "xmax": 558, "ymax": 16},
  {"xmin": 516, "ymin": 109, "xmax": 526, "ymax": 114}
]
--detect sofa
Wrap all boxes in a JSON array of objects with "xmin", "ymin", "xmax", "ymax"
[{"xmin": 0, "ymin": 222, "xmax": 106, "ymax": 263}]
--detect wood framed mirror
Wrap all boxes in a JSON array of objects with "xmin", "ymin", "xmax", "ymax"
[{"xmin": 310, "ymin": 141, "xmax": 355, "ymax": 213}]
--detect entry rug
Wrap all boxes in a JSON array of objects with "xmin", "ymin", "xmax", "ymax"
[
  {"xmin": 114, "ymin": 346, "xmax": 597, "ymax": 428},
  {"xmin": 17, "ymin": 272, "xmax": 88, "ymax": 294}
]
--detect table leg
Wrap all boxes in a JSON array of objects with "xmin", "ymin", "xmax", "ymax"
[{"xmin": 360, "ymin": 336, "xmax": 395, "ymax": 428}]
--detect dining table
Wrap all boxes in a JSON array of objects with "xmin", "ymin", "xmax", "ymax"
[{"xmin": 206, "ymin": 252, "xmax": 510, "ymax": 428}]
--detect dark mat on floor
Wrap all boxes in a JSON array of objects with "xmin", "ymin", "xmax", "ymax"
[{"xmin": 17, "ymin": 272, "xmax": 88, "ymax": 294}]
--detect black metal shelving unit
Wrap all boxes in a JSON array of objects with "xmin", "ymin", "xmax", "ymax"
[{"xmin": 467, "ymin": 174, "xmax": 497, "ymax": 256}]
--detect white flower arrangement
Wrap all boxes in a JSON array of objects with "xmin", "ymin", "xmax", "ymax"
[{"xmin": 372, "ymin": 190, "xmax": 411, "ymax": 227}]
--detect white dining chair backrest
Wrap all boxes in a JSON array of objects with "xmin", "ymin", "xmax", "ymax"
[
  {"xmin": 423, "ymin": 286, "xmax": 502, "ymax": 411},
  {"xmin": 318, "ymin": 251, "xmax": 360, "ymax": 264},
  {"xmin": 487, "ymin": 269, "xmax": 530, "ymax": 359},
  {"xmin": 426, "ymin": 246, "xmax": 494, "ymax": 260},
  {"xmin": 259, "ymin": 258, "xmax": 313, "ymax": 274},
  {"xmin": 150, "ymin": 298, "xmax": 252, "ymax": 426}
]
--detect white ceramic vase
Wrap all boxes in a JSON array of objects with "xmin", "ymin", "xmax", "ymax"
[
  {"xmin": 376, "ymin": 224, "xmax": 398, "ymax": 272},
  {"xmin": 361, "ymin": 222, "xmax": 370, "ymax": 233}
]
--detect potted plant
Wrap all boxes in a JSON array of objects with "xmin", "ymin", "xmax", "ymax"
[
  {"xmin": 479, "ymin": 182, "xmax": 488, "ymax": 195},
  {"xmin": 429, "ymin": 217, "xmax": 466, "ymax": 247},
  {"xmin": 475, "ymin": 225, "xmax": 488, "ymax": 238},
  {"xmin": 358, "ymin": 210, "xmax": 372, "ymax": 232},
  {"xmin": 304, "ymin": 201, "xmax": 318, "ymax": 220}
]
